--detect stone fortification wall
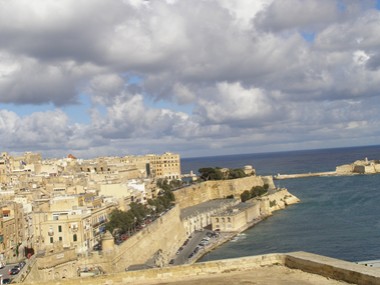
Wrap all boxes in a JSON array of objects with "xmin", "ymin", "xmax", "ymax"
[
  {"xmin": 265, "ymin": 188, "xmax": 300, "ymax": 212},
  {"xmin": 22, "ymin": 249, "xmax": 78, "ymax": 282},
  {"xmin": 77, "ymin": 204, "xmax": 187, "ymax": 274},
  {"xmin": 174, "ymin": 175, "xmax": 272, "ymax": 209},
  {"xmin": 23, "ymin": 205, "xmax": 187, "ymax": 282},
  {"xmin": 336, "ymin": 159, "xmax": 380, "ymax": 175},
  {"xmin": 336, "ymin": 164, "xmax": 353, "ymax": 173},
  {"xmin": 213, "ymin": 188, "xmax": 299, "ymax": 232},
  {"xmin": 111, "ymin": 204, "xmax": 187, "ymax": 270}
]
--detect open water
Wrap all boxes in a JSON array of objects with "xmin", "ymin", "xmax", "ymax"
[{"xmin": 181, "ymin": 145, "xmax": 380, "ymax": 262}]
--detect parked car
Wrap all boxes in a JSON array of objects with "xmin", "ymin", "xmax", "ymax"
[
  {"xmin": 19, "ymin": 261, "xmax": 26, "ymax": 268},
  {"xmin": 120, "ymin": 234, "xmax": 129, "ymax": 240},
  {"xmin": 2, "ymin": 278, "xmax": 12, "ymax": 284},
  {"xmin": 9, "ymin": 267, "xmax": 20, "ymax": 275}
]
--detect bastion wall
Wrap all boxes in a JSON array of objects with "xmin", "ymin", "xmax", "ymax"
[
  {"xmin": 174, "ymin": 175, "xmax": 274, "ymax": 209},
  {"xmin": 265, "ymin": 188, "xmax": 301, "ymax": 212},
  {"xmin": 109, "ymin": 204, "xmax": 187, "ymax": 270},
  {"xmin": 24, "ymin": 205, "xmax": 187, "ymax": 282},
  {"xmin": 80, "ymin": 204, "xmax": 187, "ymax": 273}
]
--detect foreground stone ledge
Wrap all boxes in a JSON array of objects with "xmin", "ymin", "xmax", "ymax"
[
  {"xmin": 22, "ymin": 251, "xmax": 380, "ymax": 285},
  {"xmin": 285, "ymin": 251, "xmax": 380, "ymax": 285}
]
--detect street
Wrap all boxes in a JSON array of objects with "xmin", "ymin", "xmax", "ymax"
[
  {"xmin": 170, "ymin": 229, "xmax": 220, "ymax": 265},
  {"xmin": 0, "ymin": 263, "xmax": 18, "ymax": 282}
]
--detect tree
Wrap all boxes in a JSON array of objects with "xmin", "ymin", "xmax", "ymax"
[
  {"xmin": 228, "ymin": 168, "xmax": 247, "ymax": 179},
  {"xmin": 130, "ymin": 202, "xmax": 149, "ymax": 224},
  {"xmin": 157, "ymin": 178, "xmax": 184, "ymax": 191},
  {"xmin": 198, "ymin": 167, "xmax": 224, "ymax": 181},
  {"xmin": 250, "ymin": 185, "xmax": 268, "ymax": 198},
  {"xmin": 240, "ymin": 190, "xmax": 251, "ymax": 202},
  {"xmin": 105, "ymin": 209, "xmax": 133, "ymax": 235}
]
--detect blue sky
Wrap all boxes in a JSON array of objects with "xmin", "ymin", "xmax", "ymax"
[{"xmin": 1, "ymin": 0, "xmax": 380, "ymax": 159}]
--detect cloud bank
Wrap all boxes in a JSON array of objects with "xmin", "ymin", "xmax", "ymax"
[{"xmin": 1, "ymin": 0, "xmax": 380, "ymax": 158}]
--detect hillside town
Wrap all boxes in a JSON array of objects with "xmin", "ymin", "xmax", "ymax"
[
  {"xmin": 0, "ymin": 151, "xmax": 299, "ymax": 283},
  {"xmin": 0, "ymin": 152, "xmax": 181, "ymax": 263}
]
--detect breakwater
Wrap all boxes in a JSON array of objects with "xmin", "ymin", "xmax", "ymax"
[{"xmin": 274, "ymin": 171, "xmax": 339, "ymax": 180}]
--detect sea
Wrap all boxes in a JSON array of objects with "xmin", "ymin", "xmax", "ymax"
[{"xmin": 180, "ymin": 145, "xmax": 380, "ymax": 263}]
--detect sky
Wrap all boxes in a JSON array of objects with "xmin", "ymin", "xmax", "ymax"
[{"xmin": 1, "ymin": 0, "xmax": 380, "ymax": 159}]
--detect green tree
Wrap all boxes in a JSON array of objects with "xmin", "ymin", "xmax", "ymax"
[
  {"xmin": 130, "ymin": 202, "xmax": 149, "ymax": 224},
  {"xmin": 105, "ymin": 209, "xmax": 133, "ymax": 235},
  {"xmin": 198, "ymin": 167, "xmax": 224, "ymax": 181},
  {"xmin": 228, "ymin": 168, "xmax": 247, "ymax": 179},
  {"xmin": 240, "ymin": 190, "xmax": 251, "ymax": 202},
  {"xmin": 250, "ymin": 185, "xmax": 268, "ymax": 198}
]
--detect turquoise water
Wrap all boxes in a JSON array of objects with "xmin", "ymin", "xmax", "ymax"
[{"xmin": 181, "ymin": 145, "xmax": 380, "ymax": 262}]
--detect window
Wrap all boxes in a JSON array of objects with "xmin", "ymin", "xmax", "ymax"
[
  {"xmin": 58, "ymin": 225, "xmax": 62, "ymax": 232},
  {"xmin": 59, "ymin": 237, "xmax": 62, "ymax": 241},
  {"xmin": 73, "ymin": 234, "xmax": 77, "ymax": 242},
  {"xmin": 50, "ymin": 237, "xmax": 53, "ymax": 243}
]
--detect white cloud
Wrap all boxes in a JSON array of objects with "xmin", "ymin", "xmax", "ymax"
[
  {"xmin": 196, "ymin": 82, "xmax": 277, "ymax": 125},
  {"xmin": 0, "ymin": 0, "xmax": 380, "ymax": 157},
  {"xmin": 353, "ymin": 50, "xmax": 370, "ymax": 65}
]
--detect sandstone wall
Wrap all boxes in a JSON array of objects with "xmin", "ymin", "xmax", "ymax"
[
  {"xmin": 174, "ymin": 175, "xmax": 272, "ymax": 209},
  {"xmin": 239, "ymin": 188, "xmax": 299, "ymax": 228},
  {"xmin": 77, "ymin": 204, "xmax": 187, "ymax": 274},
  {"xmin": 21, "ymin": 248, "xmax": 79, "ymax": 282},
  {"xmin": 336, "ymin": 164, "xmax": 353, "ymax": 173},
  {"xmin": 285, "ymin": 251, "xmax": 380, "ymax": 285},
  {"xmin": 265, "ymin": 188, "xmax": 300, "ymax": 212},
  {"xmin": 111, "ymin": 204, "xmax": 187, "ymax": 270},
  {"xmin": 23, "ymin": 205, "xmax": 187, "ymax": 282}
]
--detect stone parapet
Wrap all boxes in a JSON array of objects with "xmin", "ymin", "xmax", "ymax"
[
  {"xmin": 285, "ymin": 251, "xmax": 380, "ymax": 285},
  {"xmin": 20, "ymin": 251, "xmax": 380, "ymax": 285}
]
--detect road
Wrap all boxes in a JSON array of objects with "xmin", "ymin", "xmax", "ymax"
[
  {"xmin": 171, "ymin": 230, "xmax": 221, "ymax": 265},
  {"xmin": 0, "ymin": 263, "xmax": 17, "ymax": 282}
]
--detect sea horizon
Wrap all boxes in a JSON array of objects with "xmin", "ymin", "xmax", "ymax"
[
  {"xmin": 181, "ymin": 143, "xmax": 380, "ymax": 161},
  {"xmin": 181, "ymin": 144, "xmax": 380, "ymax": 263}
]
